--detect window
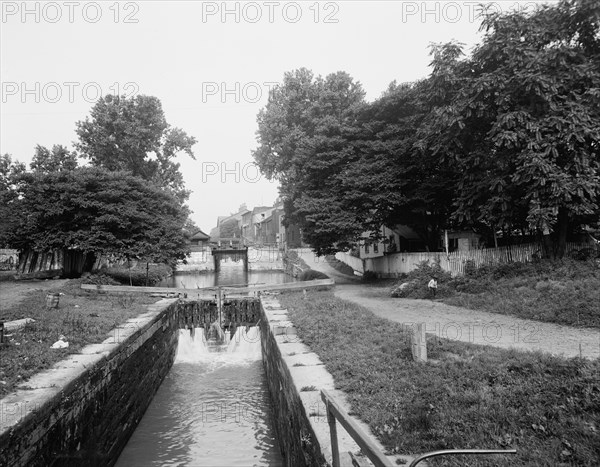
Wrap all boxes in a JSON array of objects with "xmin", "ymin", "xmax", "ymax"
[
  {"xmin": 365, "ymin": 242, "xmax": 370, "ymax": 254},
  {"xmin": 373, "ymin": 242, "xmax": 379, "ymax": 253}
]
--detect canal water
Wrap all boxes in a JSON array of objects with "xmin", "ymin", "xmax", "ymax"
[
  {"xmin": 116, "ymin": 265, "xmax": 291, "ymax": 466},
  {"xmin": 158, "ymin": 262, "xmax": 294, "ymax": 289}
]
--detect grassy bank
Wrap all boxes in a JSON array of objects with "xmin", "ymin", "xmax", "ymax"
[
  {"xmin": 98, "ymin": 263, "xmax": 172, "ymax": 286},
  {"xmin": 0, "ymin": 280, "xmax": 158, "ymax": 398},
  {"xmin": 279, "ymin": 289, "xmax": 600, "ymax": 466},
  {"xmin": 390, "ymin": 259, "xmax": 600, "ymax": 329},
  {"xmin": 324, "ymin": 254, "xmax": 356, "ymax": 276}
]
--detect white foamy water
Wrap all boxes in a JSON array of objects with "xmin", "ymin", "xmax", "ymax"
[
  {"xmin": 116, "ymin": 325, "xmax": 281, "ymax": 467},
  {"xmin": 175, "ymin": 327, "xmax": 263, "ymax": 366}
]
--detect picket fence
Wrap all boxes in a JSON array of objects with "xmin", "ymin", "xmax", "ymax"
[{"xmin": 336, "ymin": 242, "xmax": 597, "ymax": 277}]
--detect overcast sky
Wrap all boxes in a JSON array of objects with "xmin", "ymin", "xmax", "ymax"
[{"xmin": 1, "ymin": 1, "xmax": 551, "ymax": 231}]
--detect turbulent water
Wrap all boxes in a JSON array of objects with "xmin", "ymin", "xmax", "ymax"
[{"xmin": 115, "ymin": 328, "xmax": 283, "ymax": 467}]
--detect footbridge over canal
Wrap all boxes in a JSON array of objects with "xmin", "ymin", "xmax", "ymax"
[{"xmin": 211, "ymin": 246, "xmax": 248, "ymax": 272}]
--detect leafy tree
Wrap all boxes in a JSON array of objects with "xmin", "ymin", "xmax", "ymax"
[
  {"xmin": 419, "ymin": 0, "xmax": 600, "ymax": 257},
  {"xmin": 219, "ymin": 218, "xmax": 240, "ymax": 238},
  {"xmin": 4, "ymin": 167, "xmax": 189, "ymax": 266},
  {"xmin": 0, "ymin": 154, "xmax": 26, "ymax": 247},
  {"xmin": 253, "ymin": 68, "xmax": 367, "ymax": 254},
  {"xmin": 30, "ymin": 144, "xmax": 78, "ymax": 173},
  {"xmin": 75, "ymin": 94, "xmax": 196, "ymax": 201},
  {"xmin": 342, "ymin": 80, "xmax": 458, "ymax": 251},
  {"xmin": 183, "ymin": 217, "xmax": 200, "ymax": 236}
]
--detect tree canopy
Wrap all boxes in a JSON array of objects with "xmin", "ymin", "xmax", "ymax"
[
  {"xmin": 419, "ymin": 0, "xmax": 600, "ymax": 257},
  {"xmin": 1, "ymin": 94, "xmax": 196, "ymax": 267},
  {"xmin": 75, "ymin": 94, "xmax": 197, "ymax": 201},
  {"xmin": 253, "ymin": 0, "xmax": 600, "ymax": 257},
  {"xmin": 253, "ymin": 68, "xmax": 367, "ymax": 254},
  {"xmin": 5, "ymin": 167, "xmax": 189, "ymax": 264}
]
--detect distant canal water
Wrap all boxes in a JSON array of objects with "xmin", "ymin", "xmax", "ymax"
[
  {"xmin": 116, "ymin": 264, "xmax": 290, "ymax": 466},
  {"xmin": 158, "ymin": 262, "xmax": 295, "ymax": 289}
]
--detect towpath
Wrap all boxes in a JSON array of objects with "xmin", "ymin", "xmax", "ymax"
[{"xmin": 295, "ymin": 249, "xmax": 600, "ymax": 359}]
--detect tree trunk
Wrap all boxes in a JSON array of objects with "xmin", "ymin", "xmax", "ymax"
[
  {"xmin": 542, "ymin": 231, "xmax": 555, "ymax": 259},
  {"xmin": 128, "ymin": 258, "xmax": 132, "ymax": 286},
  {"xmin": 556, "ymin": 207, "xmax": 569, "ymax": 259}
]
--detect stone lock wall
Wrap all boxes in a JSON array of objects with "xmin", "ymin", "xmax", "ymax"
[
  {"xmin": 259, "ymin": 296, "xmax": 389, "ymax": 467},
  {"xmin": 0, "ymin": 298, "xmax": 180, "ymax": 467},
  {"xmin": 259, "ymin": 297, "xmax": 330, "ymax": 467}
]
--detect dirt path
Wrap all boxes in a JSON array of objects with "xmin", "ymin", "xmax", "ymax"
[
  {"xmin": 293, "ymin": 249, "xmax": 600, "ymax": 359},
  {"xmin": 0, "ymin": 279, "xmax": 70, "ymax": 314},
  {"xmin": 335, "ymin": 285, "xmax": 600, "ymax": 359}
]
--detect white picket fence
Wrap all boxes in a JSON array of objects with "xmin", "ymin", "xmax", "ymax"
[{"xmin": 336, "ymin": 242, "xmax": 596, "ymax": 277}]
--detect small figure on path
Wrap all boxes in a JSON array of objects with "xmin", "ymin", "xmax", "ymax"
[{"xmin": 428, "ymin": 277, "xmax": 438, "ymax": 299}]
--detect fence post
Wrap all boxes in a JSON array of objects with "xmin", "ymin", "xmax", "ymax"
[{"xmin": 411, "ymin": 323, "xmax": 427, "ymax": 363}]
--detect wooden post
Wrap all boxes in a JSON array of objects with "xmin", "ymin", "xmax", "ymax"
[
  {"xmin": 213, "ymin": 252, "xmax": 219, "ymax": 272},
  {"xmin": 217, "ymin": 287, "xmax": 223, "ymax": 328},
  {"xmin": 445, "ymin": 229, "xmax": 449, "ymax": 257},
  {"xmin": 411, "ymin": 323, "xmax": 427, "ymax": 363},
  {"xmin": 127, "ymin": 258, "xmax": 132, "ymax": 286},
  {"xmin": 325, "ymin": 401, "xmax": 341, "ymax": 467}
]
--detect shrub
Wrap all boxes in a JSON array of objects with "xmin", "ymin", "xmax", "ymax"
[
  {"xmin": 285, "ymin": 250, "xmax": 299, "ymax": 261},
  {"xmin": 361, "ymin": 270, "xmax": 378, "ymax": 282},
  {"xmin": 299, "ymin": 269, "xmax": 329, "ymax": 281},
  {"xmin": 390, "ymin": 260, "xmax": 453, "ymax": 298},
  {"xmin": 101, "ymin": 264, "xmax": 172, "ymax": 286},
  {"xmin": 82, "ymin": 273, "xmax": 120, "ymax": 286}
]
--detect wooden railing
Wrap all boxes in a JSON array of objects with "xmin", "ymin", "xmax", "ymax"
[
  {"xmin": 321, "ymin": 390, "xmax": 517, "ymax": 467},
  {"xmin": 321, "ymin": 389, "xmax": 394, "ymax": 467},
  {"xmin": 80, "ymin": 278, "xmax": 334, "ymax": 297}
]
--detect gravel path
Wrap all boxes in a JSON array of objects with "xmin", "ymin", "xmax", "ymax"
[{"xmin": 294, "ymin": 249, "xmax": 600, "ymax": 359}]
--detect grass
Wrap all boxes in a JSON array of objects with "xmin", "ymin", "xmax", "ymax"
[
  {"xmin": 0, "ymin": 280, "xmax": 158, "ymax": 398},
  {"xmin": 298, "ymin": 269, "xmax": 329, "ymax": 281},
  {"xmin": 324, "ymin": 255, "xmax": 356, "ymax": 276},
  {"xmin": 390, "ymin": 259, "xmax": 600, "ymax": 329},
  {"xmin": 279, "ymin": 289, "xmax": 600, "ymax": 466}
]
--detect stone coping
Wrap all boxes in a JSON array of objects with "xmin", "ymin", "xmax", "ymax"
[
  {"xmin": 0, "ymin": 298, "xmax": 178, "ymax": 433},
  {"xmin": 261, "ymin": 297, "xmax": 415, "ymax": 466}
]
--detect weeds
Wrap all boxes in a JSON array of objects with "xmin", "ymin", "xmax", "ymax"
[
  {"xmin": 280, "ymin": 289, "xmax": 600, "ymax": 466},
  {"xmin": 94, "ymin": 263, "xmax": 172, "ymax": 286},
  {"xmin": 324, "ymin": 255, "xmax": 355, "ymax": 276},
  {"xmin": 298, "ymin": 269, "xmax": 329, "ymax": 281},
  {"xmin": 300, "ymin": 385, "xmax": 317, "ymax": 392},
  {"xmin": 391, "ymin": 259, "xmax": 600, "ymax": 328},
  {"xmin": 0, "ymin": 279, "xmax": 157, "ymax": 397}
]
